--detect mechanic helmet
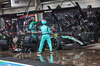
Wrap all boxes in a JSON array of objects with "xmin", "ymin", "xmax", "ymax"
[
  {"xmin": 1, "ymin": 29, "xmax": 4, "ymax": 33},
  {"xmin": 41, "ymin": 19, "xmax": 47, "ymax": 25},
  {"xmin": 87, "ymin": 5, "xmax": 92, "ymax": 10},
  {"xmin": 71, "ymin": 15, "xmax": 74, "ymax": 19},
  {"xmin": 32, "ymin": 20, "xmax": 37, "ymax": 24}
]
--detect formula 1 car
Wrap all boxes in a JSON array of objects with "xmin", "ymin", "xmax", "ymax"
[{"xmin": 41, "ymin": 25, "xmax": 85, "ymax": 50}]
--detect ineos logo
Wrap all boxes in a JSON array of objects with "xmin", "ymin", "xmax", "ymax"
[
  {"xmin": 44, "ymin": 10, "xmax": 52, "ymax": 13},
  {"xmin": 17, "ymin": 14, "xmax": 24, "ymax": 16}
]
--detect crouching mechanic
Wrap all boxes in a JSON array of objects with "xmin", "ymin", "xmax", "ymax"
[{"xmin": 38, "ymin": 20, "xmax": 53, "ymax": 54}]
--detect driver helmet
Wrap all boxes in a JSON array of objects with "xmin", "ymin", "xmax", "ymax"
[{"xmin": 41, "ymin": 19, "xmax": 47, "ymax": 25}]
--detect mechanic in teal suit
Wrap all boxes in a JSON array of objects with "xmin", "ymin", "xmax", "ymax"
[
  {"xmin": 38, "ymin": 20, "xmax": 53, "ymax": 53},
  {"xmin": 29, "ymin": 21, "xmax": 36, "ymax": 38}
]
